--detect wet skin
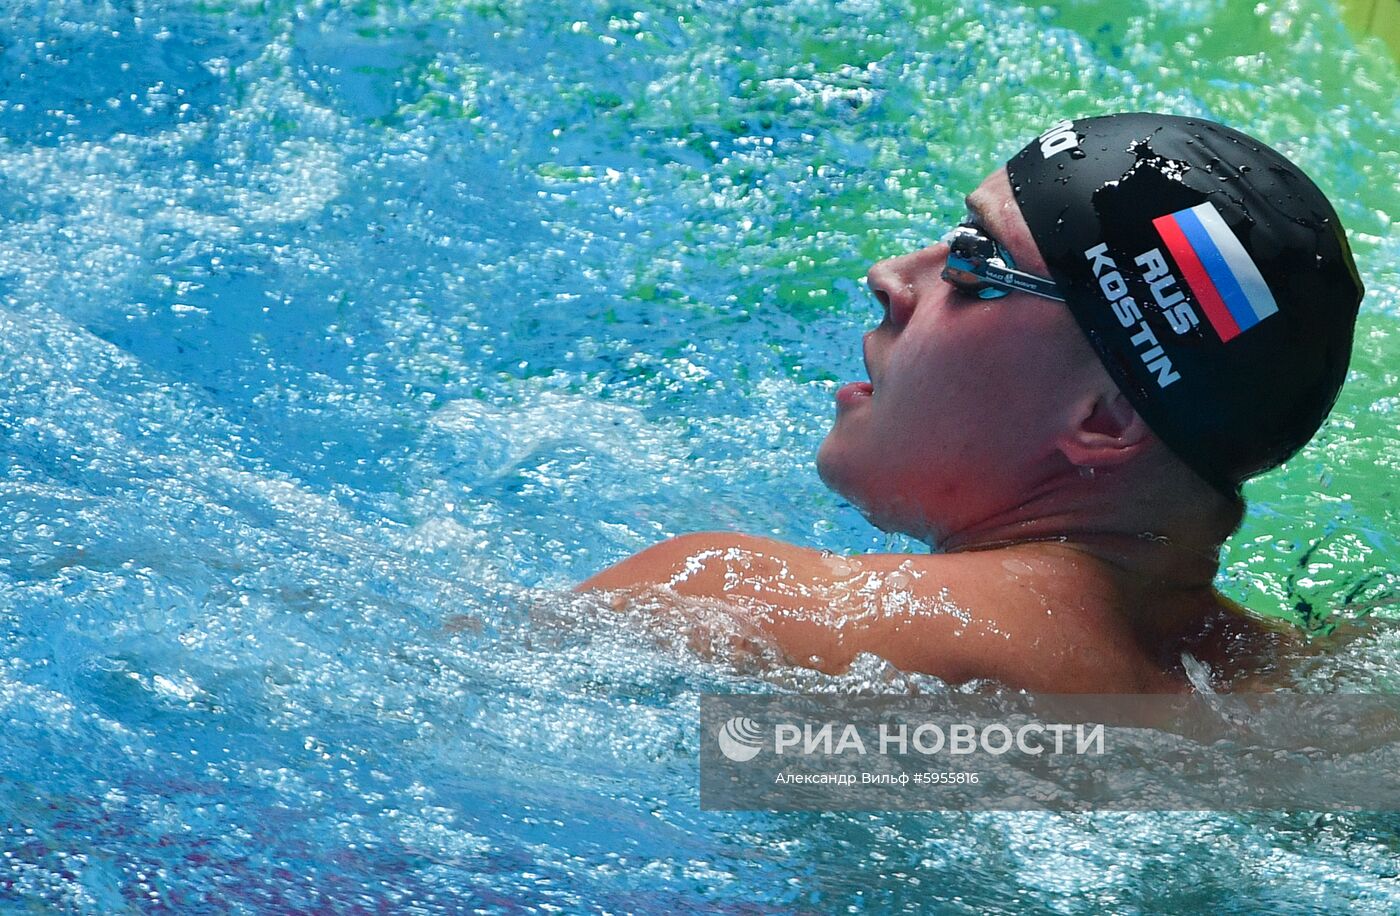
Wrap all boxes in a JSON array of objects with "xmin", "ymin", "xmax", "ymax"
[
  {"xmin": 575, "ymin": 168, "xmax": 1288, "ymax": 693},
  {"xmin": 574, "ymin": 532, "xmax": 1289, "ymax": 692}
]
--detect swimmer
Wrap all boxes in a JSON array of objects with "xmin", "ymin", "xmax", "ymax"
[{"xmin": 574, "ymin": 113, "xmax": 1365, "ymax": 693}]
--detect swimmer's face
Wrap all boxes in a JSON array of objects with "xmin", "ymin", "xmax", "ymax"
[{"xmin": 816, "ymin": 167, "xmax": 1108, "ymax": 545}]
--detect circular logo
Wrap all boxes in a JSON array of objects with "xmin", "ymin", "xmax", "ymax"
[{"xmin": 716, "ymin": 716, "xmax": 764, "ymax": 762}]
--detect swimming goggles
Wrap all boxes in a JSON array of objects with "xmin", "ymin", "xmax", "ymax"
[{"xmin": 941, "ymin": 224, "xmax": 1066, "ymax": 302}]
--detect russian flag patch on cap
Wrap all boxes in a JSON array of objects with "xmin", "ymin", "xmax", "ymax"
[{"xmin": 1152, "ymin": 203, "xmax": 1279, "ymax": 343}]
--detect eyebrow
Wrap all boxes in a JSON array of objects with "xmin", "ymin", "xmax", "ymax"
[{"xmin": 963, "ymin": 193, "xmax": 997, "ymax": 236}]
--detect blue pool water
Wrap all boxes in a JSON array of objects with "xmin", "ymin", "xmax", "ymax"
[{"xmin": 2, "ymin": 0, "xmax": 1399, "ymax": 910}]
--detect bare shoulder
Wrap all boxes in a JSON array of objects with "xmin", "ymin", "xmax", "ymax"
[
  {"xmin": 1176, "ymin": 593, "xmax": 1306, "ymax": 690},
  {"xmin": 574, "ymin": 534, "xmax": 1168, "ymax": 690},
  {"xmin": 580, "ymin": 536, "xmax": 1010, "ymax": 675},
  {"xmin": 573, "ymin": 531, "xmax": 822, "ymax": 595},
  {"xmin": 576, "ymin": 531, "xmax": 948, "ymax": 607}
]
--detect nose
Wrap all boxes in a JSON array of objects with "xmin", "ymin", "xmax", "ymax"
[
  {"xmin": 866, "ymin": 257, "xmax": 908, "ymax": 325},
  {"xmin": 866, "ymin": 244, "xmax": 944, "ymax": 326}
]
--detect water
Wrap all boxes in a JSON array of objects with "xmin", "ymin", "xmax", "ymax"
[{"xmin": 1, "ymin": 0, "xmax": 1397, "ymax": 910}]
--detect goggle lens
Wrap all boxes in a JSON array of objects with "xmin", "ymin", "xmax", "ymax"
[{"xmin": 938, "ymin": 224, "xmax": 1066, "ymax": 303}]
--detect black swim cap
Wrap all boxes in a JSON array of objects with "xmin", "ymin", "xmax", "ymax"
[{"xmin": 1005, "ymin": 113, "xmax": 1364, "ymax": 494}]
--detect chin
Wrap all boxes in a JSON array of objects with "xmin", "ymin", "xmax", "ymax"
[
  {"xmin": 817, "ymin": 443, "xmax": 939, "ymax": 545},
  {"xmin": 815, "ymin": 435, "xmax": 858, "ymax": 501},
  {"xmin": 863, "ymin": 496, "xmax": 942, "ymax": 547}
]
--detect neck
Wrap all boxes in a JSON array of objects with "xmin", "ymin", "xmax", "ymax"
[{"xmin": 933, "ymin": 466, "xmax": 1231, "ymax": 591}]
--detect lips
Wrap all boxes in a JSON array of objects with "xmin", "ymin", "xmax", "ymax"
[{"xmin": 835, "ymin": 381, "xmax": 874, "ymax": 406}]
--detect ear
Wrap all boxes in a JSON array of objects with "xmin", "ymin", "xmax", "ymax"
[{"xmin": 1056, "ymin": 391, "xmax": 1153, "ymax": 468}]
